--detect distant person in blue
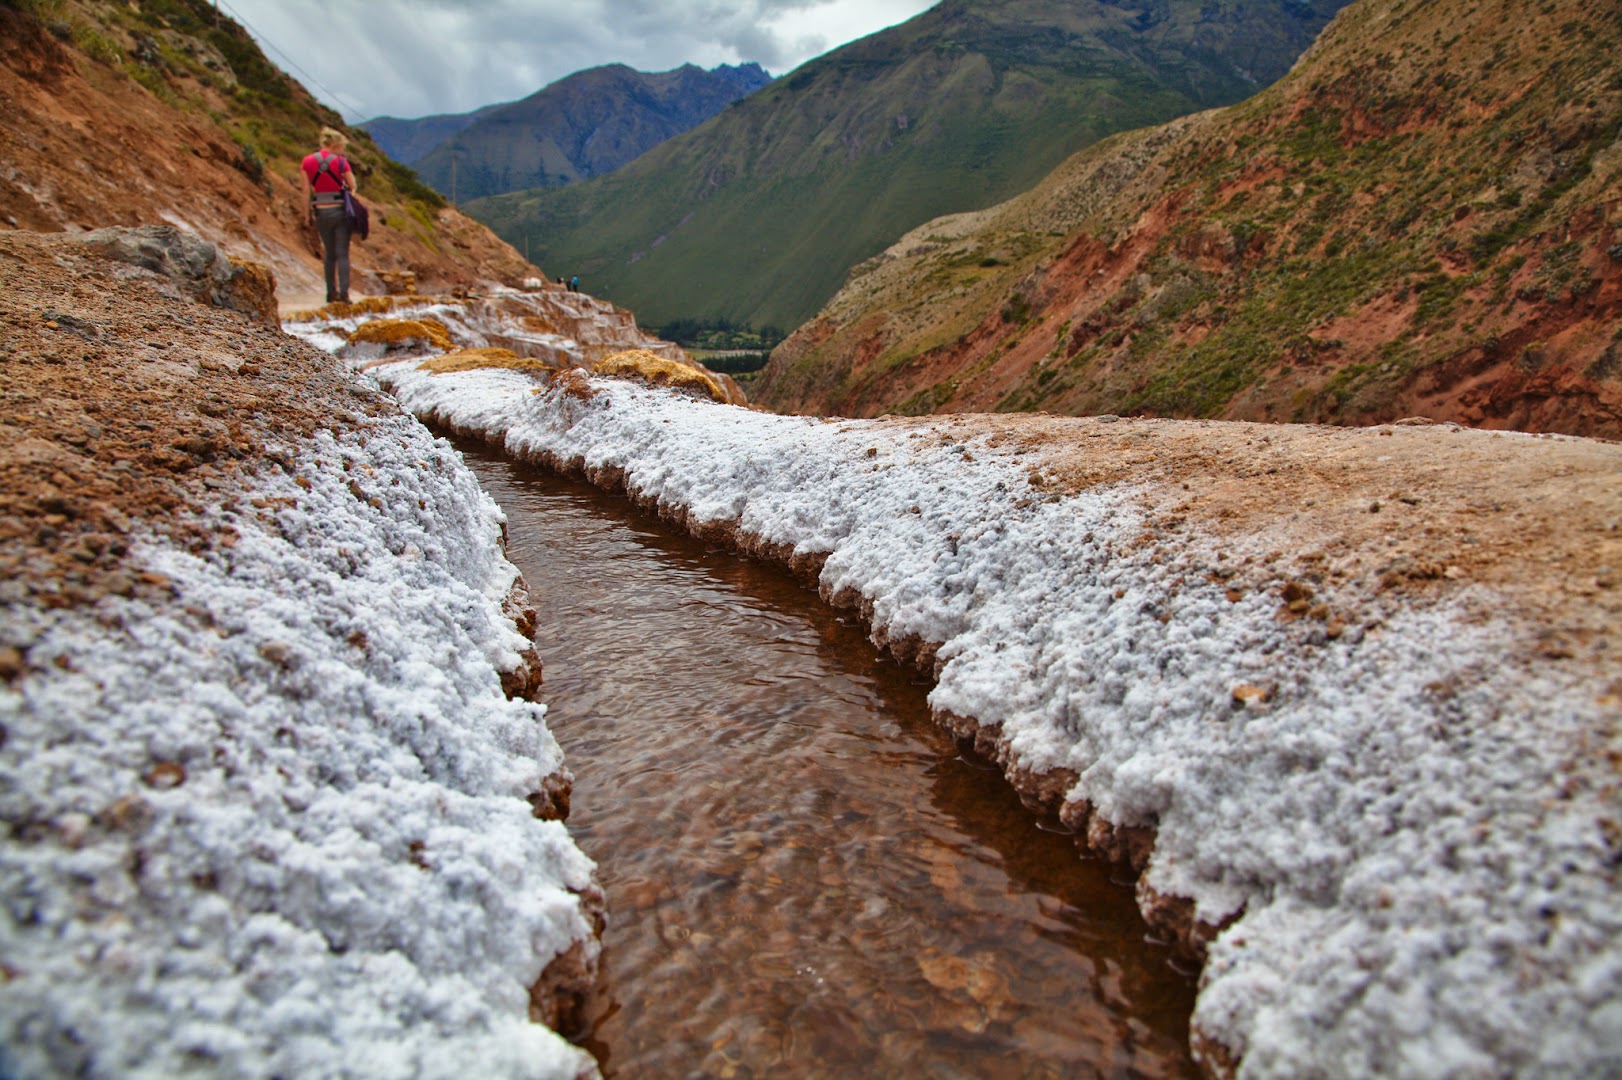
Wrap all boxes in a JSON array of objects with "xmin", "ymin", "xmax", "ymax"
[
  {"xmin": 569, "ymin": 275, "xmax": 579, "ymax": 292},
  {"xmin": 300, "ymin": 127, "xmax": 359, "ymax": 305}
]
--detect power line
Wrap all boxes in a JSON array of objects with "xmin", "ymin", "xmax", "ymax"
[{"xmin": 214, "ymin": 0, "xmax": 369, "ymax": 122}]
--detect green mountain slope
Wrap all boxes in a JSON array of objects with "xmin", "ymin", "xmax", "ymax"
[
  {"xmin": 465, "ymin": 0, "xmax": 1349, "ymax": 331},
  {"xmin": 753, "ymin": 0, "xmax": 1622, "ymax": 438},
  {"xmin": 406, "ymin": 63, "xmax": 772, "ymax": 202}
]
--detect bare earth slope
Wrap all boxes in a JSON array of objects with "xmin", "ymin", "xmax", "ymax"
[{"xmin": 0, "ymin": 1, "xmax": 538, "ymax": 308}]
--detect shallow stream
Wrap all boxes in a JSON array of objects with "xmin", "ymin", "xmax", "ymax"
[{"xmin": 461, "ymin": 444, "xmax": 1197, "ymax": 1078}]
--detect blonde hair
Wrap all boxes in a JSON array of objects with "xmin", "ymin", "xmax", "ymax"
[{"xmin": 319, "ymin": 127, "xmax": 347, "ymax": 151}]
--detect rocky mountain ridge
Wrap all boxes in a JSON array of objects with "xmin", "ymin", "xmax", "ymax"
[
  {"xmin": 754, "ymin": 0, "xmax": 1622, "ymax": 438},
  {"xmin": 383, "ymin": 63, "xmax": 773, "ymax": 203},
  {"xmin": 362, "ymin": 103, "xmax": 506, "ymax": 169}
]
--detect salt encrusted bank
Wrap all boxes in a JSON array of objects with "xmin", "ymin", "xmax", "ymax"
[
  {"xmin": 0, "ymin": 229, "xmax": 624, "ymax": 1080},
  {"xmin": 353, "ymin": 350, "xmax": 1621, "ymax": 1080},
  {"xmin": 0, "ymin": 418, "xmax": 601, "ymax": 1079}
]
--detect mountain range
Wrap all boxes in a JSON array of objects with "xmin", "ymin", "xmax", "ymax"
[
  {"xmin": 364, "ymin": 63, "xmax": 773, "ymax": 204},
  {"xmin": 464, "ymin": 0, "xmax": 1351, "ymax": 331},
  {"xmin": 362, "ymin": 102, "xmax": 505, "ymax": 168},
  {"xmin": 751, "ymin": 0, "xmax": 1622, "ymax": 438}
]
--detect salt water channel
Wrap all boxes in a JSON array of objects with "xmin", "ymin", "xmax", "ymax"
[{"xmin": 459, "ymin": 442, "xmax": 1198, "ymax": 1078}]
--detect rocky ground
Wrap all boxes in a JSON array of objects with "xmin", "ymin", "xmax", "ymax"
[{"xmin": 0, "ymin": 229, "xmax": 399, "ymax": 624}]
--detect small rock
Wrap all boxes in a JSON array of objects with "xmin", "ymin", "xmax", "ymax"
[
  {"xmin": 102, "ymin": 572, "xmax": 138, "ymax": 597},
  {"xmin": 259, "ymin": 641, "xmax": 296, "ymax": 669},
  {"xmin": 1232, "ymin": 684, "xmax": 1271, "ymax": 708},
  {"xmin": 98, "ymin": 794, "xmax": 154, "ymax": 832},
  {"xmin": 57, "ymin": 812, "xmax": 93, "ymax": 849},
  {"xmin": 144, "ymin": 761, "xmax": 186, "ymax": 789},
  {"xmin": 1281, "ymin": 580, "xmax": 1315, "ymax": 604}
]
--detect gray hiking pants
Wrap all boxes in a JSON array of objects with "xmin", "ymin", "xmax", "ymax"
[{"xmin": 315, "ymin": 205, "xmax": 351, "ymax": 302}]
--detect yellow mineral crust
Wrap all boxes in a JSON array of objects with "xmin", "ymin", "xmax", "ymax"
[
  {"xmin": 347, "ymin": 317, "xmax": 454, "ymax": 352},
  {"xmin": 592, "ymin": 349, "xmax": 728, "ymax": 403},
  {"xmin": 419, "ymin": 348, "xmax": 559, "ymax": 375}
]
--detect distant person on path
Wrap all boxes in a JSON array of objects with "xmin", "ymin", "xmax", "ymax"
[
  {"xmin": 301, "ymin": 127, "xmax": 358, "ymax": 304},
  {"xmin": 569, "ymin": 275, "xmax": 579, "ymax": 292}
]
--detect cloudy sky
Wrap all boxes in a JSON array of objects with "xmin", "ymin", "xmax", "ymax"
[{"xmin": 219, "ymin": 0, "xmax": 937, "ymax": 122}]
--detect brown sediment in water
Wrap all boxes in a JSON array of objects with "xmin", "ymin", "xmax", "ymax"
[
  {"xmin": 495, "ymin": 550, "xmax": 608, "ymax": 1042},
  {"xmin": 424, "ymin": 409, "xmax": 1225, "ymax": 1069},
  {"xmin": 578, "ymin": 441, "xmax": 1227, "ymax": 961},
  {"xmin": 460, "ymin": 444, "xmax": 1199, "ymax": 1076}
]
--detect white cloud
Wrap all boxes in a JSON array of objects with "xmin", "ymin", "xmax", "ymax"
[{"xmin": 219, "ymin": 0, "xmax": 936, "ymax": 121}]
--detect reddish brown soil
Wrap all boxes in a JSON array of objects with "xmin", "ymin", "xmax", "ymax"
[
  {"xmin": 0, "ymin": 229, "xmax": 394, "ymax": 617},
  {"xmin": 0, "ymin": 6, "xmax": 539, "ymax": 310}
]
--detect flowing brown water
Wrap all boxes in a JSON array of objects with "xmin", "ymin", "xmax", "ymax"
[{"xmin": 460, "ymin": 444, "xmax": 1197, "ymax": 1078}]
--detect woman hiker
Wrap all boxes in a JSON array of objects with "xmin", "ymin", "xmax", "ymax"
[{"xmin": 300, "ymin": 127, "xmax": 358, "ymax": 305}]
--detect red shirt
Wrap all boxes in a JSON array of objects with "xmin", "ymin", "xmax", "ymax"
[{"xmin": 301, "ymin": 151, "xmax": 351, "ymax": 192}]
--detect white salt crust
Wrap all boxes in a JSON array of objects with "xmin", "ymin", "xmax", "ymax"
[
  {"xmin": 364, "ymin": 360, "xmax": 1620, "ymax": 1080},
  {"xmin": 0, "ymin": 416, "xmax": 599, "ymax": 1080}
]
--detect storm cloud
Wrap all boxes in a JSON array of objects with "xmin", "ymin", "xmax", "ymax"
[{"xmin": 221, "ymin": 0, "xmax": 935, "ymax": 121}]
